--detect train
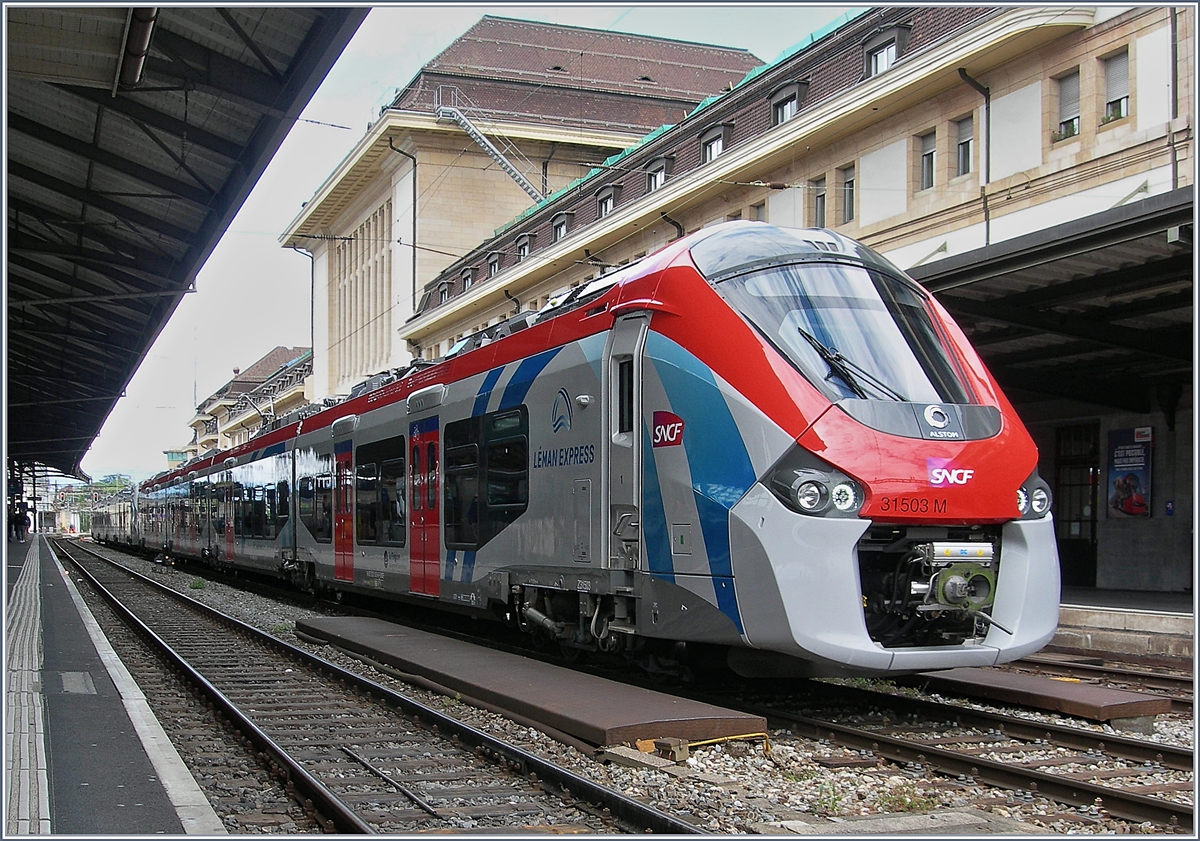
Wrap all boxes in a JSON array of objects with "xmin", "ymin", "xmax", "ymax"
[{"xmin": 96, "ymin": 222, "xmax": 1059, "ymax": 677}]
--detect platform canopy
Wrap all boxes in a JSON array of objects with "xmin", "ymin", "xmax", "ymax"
[
  {"xmin": 7, "ymin": 6, "xmax": 366, "ymax": 479},
  {"xmin": 909, "ymin": 187, "xmax": 1193, "ymax": 418}
]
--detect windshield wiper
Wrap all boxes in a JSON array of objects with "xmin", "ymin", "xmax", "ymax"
[{"xmin": 796, "ymin": 327, "xmax": 908, "ymax": 402}]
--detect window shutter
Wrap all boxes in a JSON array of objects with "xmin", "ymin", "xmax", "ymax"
[
  {"xmin": 1106, "ymin": 51, "xmax": 1129, "ymax": 101},
  {"xmin": 957, "ymin": 115, "xmax": 974, "ymax": 144},
  {"xmin": 1059, "ymin": 72, "xmax": 1080, "ymax": 120},
  {"xmin": 921, "ymin": 133, "xmax": 935, "ymax": 155}
]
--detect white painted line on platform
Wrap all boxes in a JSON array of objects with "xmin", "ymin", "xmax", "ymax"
[
  {"xmin": 49, "ymin": 544, "xmax": 227, "ymax": 835},
  {"xmin": 5, "ymin": 537, "xmax": 51, "ymax": 834}
]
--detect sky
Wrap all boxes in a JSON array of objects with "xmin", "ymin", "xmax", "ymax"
[{"xmin": 77, "ymin": 3, "xmax": 859, "ymax": 484}]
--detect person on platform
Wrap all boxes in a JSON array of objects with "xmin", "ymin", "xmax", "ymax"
[{"xmin": 18, "ymin": 511, "xmax": 30, "ymax": 543}]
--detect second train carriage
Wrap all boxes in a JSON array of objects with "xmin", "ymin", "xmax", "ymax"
[{"xmin": 120, "ymin": 223, "xmax": 1060, "ymax": 676}]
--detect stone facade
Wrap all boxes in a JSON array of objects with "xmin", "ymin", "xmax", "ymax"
[
  {"xmin": 185, "ymin": 347, "xmax": 311, "ymax": 459},
  {"xmin": 281, "ymin": 15, "xmax": 762, "ymax": 399},
  {"xmin": 407, "ymin": 7, "xmax": 1192, "ymax": 358}
]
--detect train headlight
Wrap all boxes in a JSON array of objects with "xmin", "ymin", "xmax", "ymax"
[
  {"xmin": 1016, "ymin": 487, "xmax": 1030, "ymax": 515},
  {"xmin": 1030, "ymin": 487, "xmax": 1051, "ymax": 516},
  {"xmin": 768, "ymin": 463, "xmax": 862, "ymax": 518},
  {"xmin": 795, "ymin": 480, "xmax": 829, "ymax": 512},
  {"xmin": 1017, "ymin": 471, "xmax": 1053, "ymax": 520},
  {"xmin": 830, "ymin": 481, "xmax": 861, "ymax": 513}
]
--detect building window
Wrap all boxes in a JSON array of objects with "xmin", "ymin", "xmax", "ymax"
[
  {"xmin": 750, "ymin": 202, "xmax": 766, "ymax": 222},
  {"xmin": 488, "ymin": 252, "xmax": 501, "ymax": 277},
  {"xmin": 869, "ymin": 41, "xmax": 896, "ymax": 75},
  {"xmin": 595, "ymin": 184, "xmax": 621, "ymax": 220},
  {"xmin": 702, "ymin": 134, "xmax": 723, "ymax": 162},
  {"xmin": 919, "ymin": 131, "xmax": 935, "ymax": 191},
  {"xmin": 1103, "ymin": 50, "xmax": 1129, "ymax": 123},
  {"xmin": 811, "ymin": 177, "xmax": 826, "ymax": 227},
  {"xmin": 862, "ymin": 25, "xmax": 909, "ymax": 79},
  {"xmin": 1056, "ymin": 70, "xmax": 1080, "ymax": 141},
  {"xmin": 461, "ymin": 268, "xmax": 473, "ymax": 291},
  {"xmin": 516, "ymin": 234, "xmax": 534, "ymax": 261},
  {"xmin": 955, "ymin": 115, "xmax": 973, "ymax": 177},
  {"xmin": 438, "ymin": 283, "xmax": 449, "ymax": 304},
  {"xmin": 551, "ymin": 212, "xmax": 573, "ymax": 242},
  {"xmin": 645, "ymin": 155, "xmax": 674, "ymax": 192},
  {"xmin": 773, "ymin": 95, "xmax": 797, "ymax": 125},
  {"xmin": 700, "ymin": 125, "xmax": 732, "ymax": 163},
  {"xmin": 840, "ymin": 165, "xmax": 855, "ymax": 224},
  {"xmin": 769, "ymin": 81, "xmax": 808, "ymax": 126}
]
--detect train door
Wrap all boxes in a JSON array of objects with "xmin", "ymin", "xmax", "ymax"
[
  {"xmin": 223, "ymin": 474, "xmax": 235, "ymax": 562},
  {"xmin": 334, "ymin": 441, "xmax": 354, "ymax": 581},
  {"xmin": 408, "ymin": 417, "xmax": 440, "ymax": 596},
  {"xmin": 604, "ymin": 314, "xmax": 647, "ymax": 570}
]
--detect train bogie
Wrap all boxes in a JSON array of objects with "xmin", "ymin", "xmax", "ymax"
[{"xmin": 133, "ymin": 222, "xmax": 1059, "ymax": 677}]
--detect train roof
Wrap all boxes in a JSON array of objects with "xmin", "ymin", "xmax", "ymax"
[{"xmin": 142, "ymin": 223, "xmax": 902, "ymax": 492}]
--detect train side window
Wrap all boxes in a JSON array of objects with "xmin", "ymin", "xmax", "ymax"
[
  {"xmin": 444, "ymin": 432, "xmax": 479, "ymax": 549},
  {"xmin": 263, "ymin": 484, "xmax": 276, "ymax": 539},
  {"xmin": 618, "ymin": 358, "xmax": 634, "ymax": 434},
  {"xmin": 426, "ymin": 442, "xmax": 438, "ymax": 510},
  {"xmin": 487, "ymin": 438, "xmax": 527, "ymax": 506},
  {"xmin": 356, "ymin": 462, "xmax": 379, "ymax": 543},
  {"xmin": 380, "ymin": 458, "xmax": 406, "ymax": 545},
  {"xmin": 484, "ymin": 408, "xmax": 529, "ymax": 539},
  {"xmin": 444, "ymin": 407, "xmax": 528, "ymax": 550},
  {"xmin": 411, "ymin": 444, "xmax": 422, "ymax": 510},
  {"xmin": 233, "ymin": 483, "xmax": 245, "ymax": 537},
  {"xmin": 275, "ymin": 480, "xmax": 289, "ymax": 531},
  {"xmin": 357, "ymin": 435, "xmax": 406, "ymax": 546},
  {"xmin": 298, "ymin": 476, "xmax": 314, "ymax": 530},
  {"xmin": 313, "ymin": 474, "xmax": 333, "ymax": 542}
]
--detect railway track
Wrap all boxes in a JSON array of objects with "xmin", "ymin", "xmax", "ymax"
[
  {"xmin": 52, "ymin": 539, "xmax": 701, "ymax": 834},
  {"xmin": 78, "ymin": 539, "xmax": 1193, "ymax": 832},
  {"xmin": 702, "ymin": 679, "xmax": 1194, "ymax": 832}
]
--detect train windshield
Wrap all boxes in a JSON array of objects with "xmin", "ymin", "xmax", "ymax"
[{"xmin": 714, "ymin": 260, "xmax": 971, "ymax": 405}]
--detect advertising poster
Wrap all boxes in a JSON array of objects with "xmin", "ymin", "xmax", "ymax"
[{"xmin": 1106, "ymin": 427, "xmax": 1152, "ymax": 518}]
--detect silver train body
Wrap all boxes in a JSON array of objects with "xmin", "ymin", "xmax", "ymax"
[{"xmin": 99, "ymin": 225, "xmax": 1060, "ymax": 676}]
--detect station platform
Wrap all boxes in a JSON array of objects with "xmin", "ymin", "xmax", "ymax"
[
  {"xmin": 1051, "ymin": 585, "xmax": 1194, "ymax": 663},
  {"xmin": 5, "ymin": 535, "xmax": 224, "ymax": 835}
]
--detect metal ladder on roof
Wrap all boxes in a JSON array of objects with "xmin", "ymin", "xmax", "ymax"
[{"xmin": 434, "ymin": 86, "xmax": 544, "ymax": 203}]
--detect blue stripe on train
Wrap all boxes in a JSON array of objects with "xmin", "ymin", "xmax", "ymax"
[
  {"xmin": 473, "ymin": 366, "xmax": 505, "ymax": 417},
  {"xmin": 645, "ymin": 331, "xmax": 753, "ymax": 634},
  {"xmin": 641, "ymin": 427, "xmax": 675, "ymax": 583},
  {"xmin": 500, "ymin": 348, "xmax": 561, "ymax": 409}
]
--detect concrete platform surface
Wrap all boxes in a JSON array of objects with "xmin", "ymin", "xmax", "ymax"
[
  {"xmin": 296, "ymin": 616, "xmax": 766, "ymax": 746},
  {"xmin": 907, "ymin": 667, "xmax": 1171, "ymax": 722},
  {"xmin": 1060, "ymin": 586, "xmax": 1193, "ymax": 614},
  {"xmin": 6, "ymin": 535, "xmax": 224, "ymax": 835}
]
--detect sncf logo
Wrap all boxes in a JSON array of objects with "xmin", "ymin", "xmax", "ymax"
[
  {"xmin": 928, "ymin": 458, "xmax": 975, "ymax": 486},
  {"xmin": 652, "ymin": 411, "xmax": 685, "ymax": 448}
]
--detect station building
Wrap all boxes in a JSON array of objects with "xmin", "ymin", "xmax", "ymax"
[
  {"xmin": 283, "ymin": 7, "xmax": 1194, "ymax": 597},
  {"xmin": 183, "ymin": 346, "xmax": 312, "ymax": 460},
  {"xmin": 280, "ymin": 16, "xmax": 761, "ymax": 398}
]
